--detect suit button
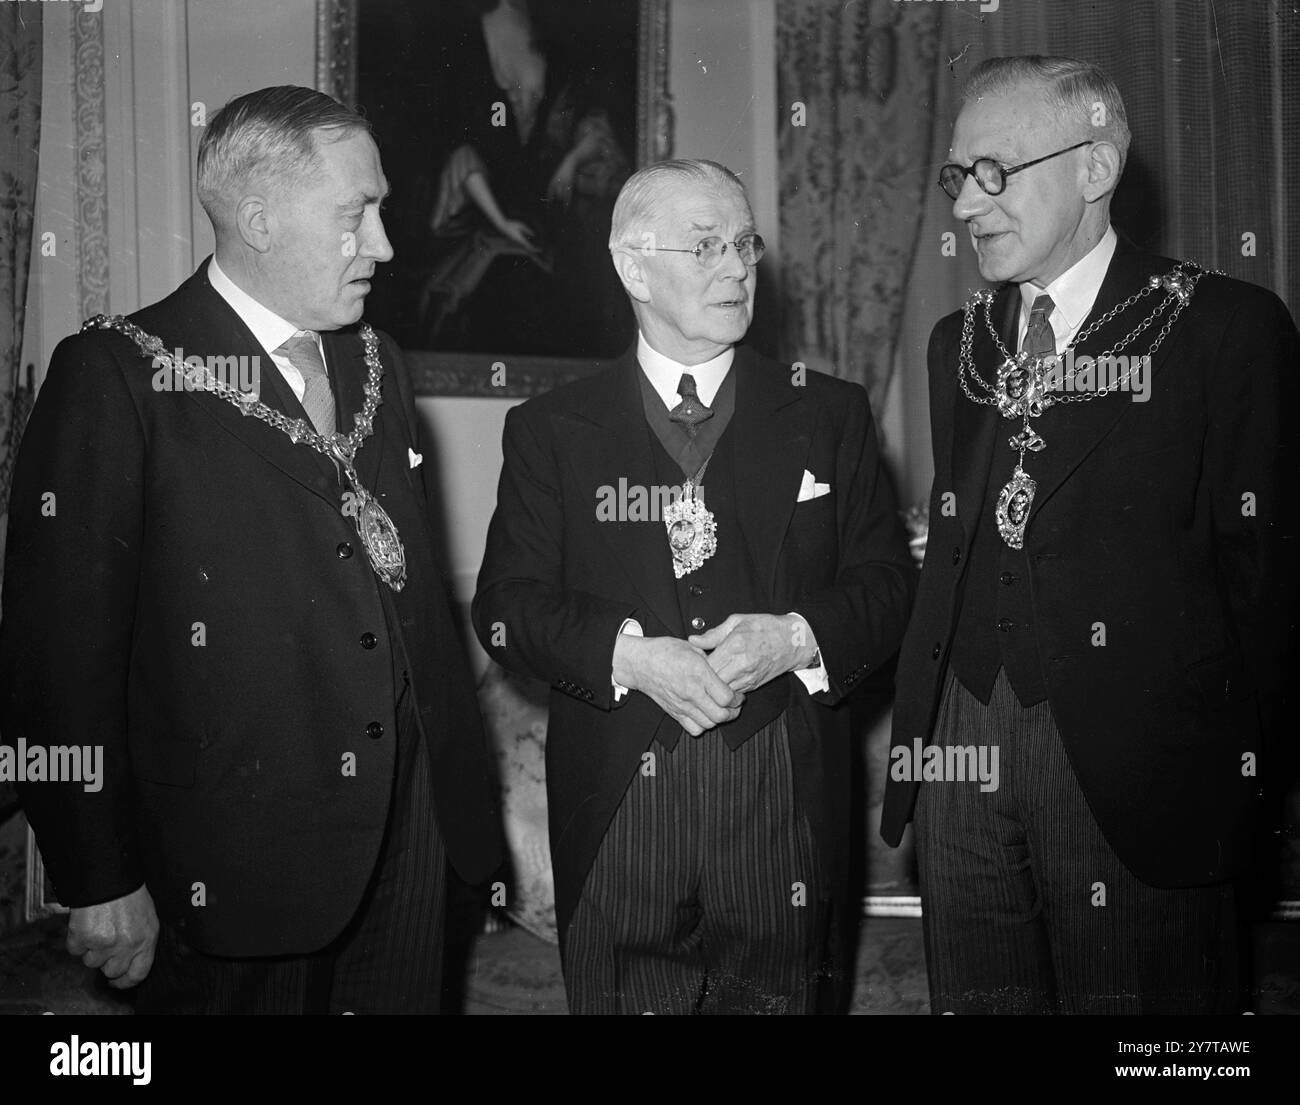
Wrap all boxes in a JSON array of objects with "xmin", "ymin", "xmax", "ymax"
[
  {"xmin": 1000, "ymin": 571, "xmax": 1015, "ymax": 585},
  {"xmin": 689, "ymin": 584, "xmax": 704, "ymax": 597},
  {"xmin": 932, "ymin": 643, "xmax": 941, "ymax": 659},
  {"xmin": 360, "ymin": 632, "xmax": 378, "ymax": 649},
  {"xmin": 337, "ymin": 542, "xmax": 353, "ymax": 558},
  {"xmin": 952, "ymin": 546, "xmax": 961, "ymax": 565},
  {"xmin": 690, "ymin": 616, "xmax": 706, "ymax": 631},
  {"xmin": 366, "ymin": 722, "xmax": 384, "ymax": 739},
  {"xmin": 996, "ymin": 618, "xmax": 1014, "ymax": 632},
  {"xmin": 583, "ymin": 689, "xmax": 593, "ymax": 700}
]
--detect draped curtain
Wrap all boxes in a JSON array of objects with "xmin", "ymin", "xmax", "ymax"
[
  {"xmin": 774, "ymin": 0, "xmax": 941, "ymax": 412},
  {"xmin": 0, "ymin": 4, "xmax": 41, "ymax": 558},
  {"xmin": 0, "ymin": 2, "xmax": 42, "ymax": 935}
]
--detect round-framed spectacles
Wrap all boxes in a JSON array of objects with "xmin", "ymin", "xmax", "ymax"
[{"xmin": 938, "ymin": 140, "xmax": 1094, "ymax": 200}]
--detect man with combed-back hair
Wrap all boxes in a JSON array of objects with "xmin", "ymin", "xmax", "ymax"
[
  {"xmin": 475, "ymin": 158, "xmax": 914, "ymax": 1013},
  {"xmin": 882, "ymin": 55, "xmax": 1299, "ymax": 1013},
  {"xmin": 0, "ymin": 85, "xmax": 501, "ymax": 1013}
]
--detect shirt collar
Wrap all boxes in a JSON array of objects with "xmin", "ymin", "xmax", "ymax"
[
  {"xmin": 207, "ymin": 255, "xmax": 313, "ymax": 359},
  {"xmin": 1019, "ymin": 224, "xmax": 1118, "ymax": 336},
  {"xmin": 636, "ymin": 331, "xmax": 735, "ymax": 409}
]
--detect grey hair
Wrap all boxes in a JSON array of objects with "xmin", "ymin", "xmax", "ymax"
[
  {"xmin": 609, "ymin": 159, "xmax": 750, "ymax": 251},
  {"xmin": 963, "ymin": 55, "xmax": 1130, "ymax": 177},
  {"xmin": 197, "ymin": 85, "xmax": 372, "ymax": 229}
]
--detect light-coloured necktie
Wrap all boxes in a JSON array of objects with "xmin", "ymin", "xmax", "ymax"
[
  {"xmin": 276, "ymin": 331, "xmax": 335, "ymax": 436},
  {"xmin": 1020, "ymin": 293, "xmax": 1056, "ymax": 359}
]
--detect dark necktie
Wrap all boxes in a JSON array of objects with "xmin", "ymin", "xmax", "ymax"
[
  {"xmin": 1020, "ymin": 293, "xmax": 1056, "ymax": 360},
  {"xmin": 668, "ymin": 373, "xmax": 713, "ymax": 436}
]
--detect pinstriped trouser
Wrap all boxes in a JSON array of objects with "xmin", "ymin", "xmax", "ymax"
[
  {"xmin": 563, "ymin": 713, "xmax": 828, "ymax": 1015},
  {"xmin": 915, "ymin": 668, "xmax": 1237, "ymax": 1014}
]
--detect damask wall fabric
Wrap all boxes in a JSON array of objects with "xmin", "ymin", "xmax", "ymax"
[
  {"xmin": 775, "ymin": 0, "xmax": 941, "ymax": 411},
  {"xmin": 0, "ymin": 1, "xmax": 42, "ymax": 938}
]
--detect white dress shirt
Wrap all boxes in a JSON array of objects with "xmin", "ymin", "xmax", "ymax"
[
  {"xmin": 1016, "ymin": 224, "xmax": 1117, "ymax": 353},
  {"xmin": 636, "ymin": 330, "xmax": 734, "ymax": 408},
  {"xmin": 207, "ymin": 255, "xmax": 326, "ymax": 403}
]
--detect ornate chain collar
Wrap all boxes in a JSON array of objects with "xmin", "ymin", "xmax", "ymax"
[
  {"xmin": 82, "ymin": 314, "xmax": 407, "ymax": 591},
  {"xmin": 954, "ymin": 264, "xmax": 1217, "ymax": 548}
]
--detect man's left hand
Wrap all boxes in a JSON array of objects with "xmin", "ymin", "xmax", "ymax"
[{"xmin": 688, "ymin": 613, "xmax": 816, "ymax": 694}]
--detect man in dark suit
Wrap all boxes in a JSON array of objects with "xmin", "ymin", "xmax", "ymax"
[
  {"xmin": 474, "ymin": 159, "xmax": 914, "ymax": 1014},
  {"xmin": 881, "ymin": 56, "xmax": 1298, "ymax": 1013},
  {"xmin": 0, "ymin": 86, "xmax": 501, "ymax": 1013}
]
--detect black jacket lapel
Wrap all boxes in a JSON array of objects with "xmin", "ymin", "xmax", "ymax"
[
  {"xmin": 729, "ymin": 346, "xmax": 814, "ymax": 598},
  {"xmin": 1030, "ymin": 239, "xmax": 1174, "ymax": 514},
  {"xmin": 322, "ymin": 328, "xmax": 386, "ymax": 499},
  {"xmin": 134, "ymin": 261, "xmax": 343, "ymax": 504},
  {"xmin": 951, "ymin": 283, "xmax": 1018, "ymax": 542},
  {"xmin": 568, "ymin": 348, "xmax": 683, "ymax": 634}
]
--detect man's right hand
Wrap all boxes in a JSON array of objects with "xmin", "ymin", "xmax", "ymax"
[
  {"xmin": 611, "ymin": 634, "xmax": 744, "ymax": 736},
  {"xmin": 66, "ymin": 883, "xmax": 159, "ymax": 989}
]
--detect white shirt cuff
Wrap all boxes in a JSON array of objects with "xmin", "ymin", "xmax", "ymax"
[
  {"xmin": 612, "ymin": 618, "xmax": 643, "ymax": 700},
  {"xmin": 787, "ymin": 612, "xmax": 829, "ymax": 694}
]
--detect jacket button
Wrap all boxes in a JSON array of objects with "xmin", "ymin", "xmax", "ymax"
[
  {"xmin": 690, "ymin": 616, "xmax": 706, "ymax": 632},
  {"xmin": 1000, "ymin": 571, "xmax": 1015, "ymax": 585},
  {"xmin": 360, "ymin": 632, "xmax": 378, "ymax": 649},
  {"xmin": 951, "ymin": 546, "xmax": 961, "ymax": 565},
  {"xmin": 337, "ymin": 542, "xmax": 353, "ymax": 558},
  {"xmin": 583, "ymin": 689, "xmax": 593, "ymax": 700},
  {"xmin": 366, "ymin": 722, "xmax": 384, "ymax": 739},
  {"xmin": 689, "ymin": 584, "xmax": 704, "ymax": 597},
  {"xmin": 932, "ymin": 643, "xmax": 941, "ymax": 659},
  {"xmin": 996, "ymin": 618, "xmax": 1014, "ymax": 632}
]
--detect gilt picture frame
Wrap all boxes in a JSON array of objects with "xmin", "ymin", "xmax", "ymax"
[{"xmin": 316, "ymin": 0, "xmax": 673, "ymax": 397}]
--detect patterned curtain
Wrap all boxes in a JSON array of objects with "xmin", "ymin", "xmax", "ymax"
[
  {"xmin": 0, "ymin": 1, "xmax": 41, "ymax": 936},
  {"xmin": 1, "ymin": 4, "xmax": 41, "ymax": 572},
  {"xmin": 775, "ymin": 0, "xmax": 940, "ymax": 410}
]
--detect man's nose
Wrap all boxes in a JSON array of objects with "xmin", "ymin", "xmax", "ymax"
[
  {"xmin": 718, "ymin": 241, "xmax": 751, "ymax": 280},
  {"xmin": 951, "ymin": 172, "xmax": 993, "ymax": 222},
  {"xmin": 363, "ymin": 210, "xmax": 395, "ymax": 263}
]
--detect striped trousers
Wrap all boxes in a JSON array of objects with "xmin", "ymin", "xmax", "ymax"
[
  {"xmin": 564, "ymin": 714, "xmax": 829, "ymax": 1015},
  {"xmin": 134, "ymin": 676, "xmax": 447, "ymax": 1014},
  {"xmin": 915, "ymin": 668, "xmax": 1237, "ymax": 1014}
]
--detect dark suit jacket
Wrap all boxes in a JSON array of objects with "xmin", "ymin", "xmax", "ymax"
[
  {"xmin": 0, "ymin": 262, "xmax": 502, "ymax": 956},
  {"xmin": 881, "ymin": 239, "xmax": 1299, "ymax": 887},
  {"xmin": 473, "ymin": 344, "xmax": 915, "ymax": 938}
]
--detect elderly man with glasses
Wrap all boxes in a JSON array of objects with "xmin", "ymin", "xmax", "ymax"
[
  {"xmin": 882, "ymin": 55, "xmax": 1299, "ymax": 1014},
  {"xmin": 475, "ymin": 158, "xmax": 914, "ymax": 1014}
]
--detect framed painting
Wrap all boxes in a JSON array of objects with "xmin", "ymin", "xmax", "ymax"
[{"xmin": 316, "ymin": 0, "xmax": 673, "ymax": 397}]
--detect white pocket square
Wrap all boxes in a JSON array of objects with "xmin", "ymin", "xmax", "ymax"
[
  {"xmin": 408, "ymin": 448, "xmax": 423, "ymax": 469},
  {"xmin": 796, "ymin": 469, "xmax": 831, "ymax": 502}
]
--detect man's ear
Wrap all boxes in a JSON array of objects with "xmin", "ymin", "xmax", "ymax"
[
  {"xmin": 235, "ymin": 194, "xmax": 273, "ymax": 254},
  {"xmin": 611, "ymin": 246, "xmax": 652, "ymax": 305},
  {"xmin": 1082, "ymin": 141, "xmax": 1122, "ymax": 204}
]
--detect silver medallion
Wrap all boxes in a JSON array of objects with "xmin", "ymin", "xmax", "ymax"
[
  {"xmin": 663, "ymin": 478, "xmax": 717, "ymax": 578},
  {"xmin": 352, "ymin": 489, "xmax": 407, "ymax": 591},
  {"xmin": 995, "ymin": 465, "xmax": 1036, "ymax": 550},
  {"xmin": 996, "ymin": 353, "xmax": 1053, "ymax": 420}
]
